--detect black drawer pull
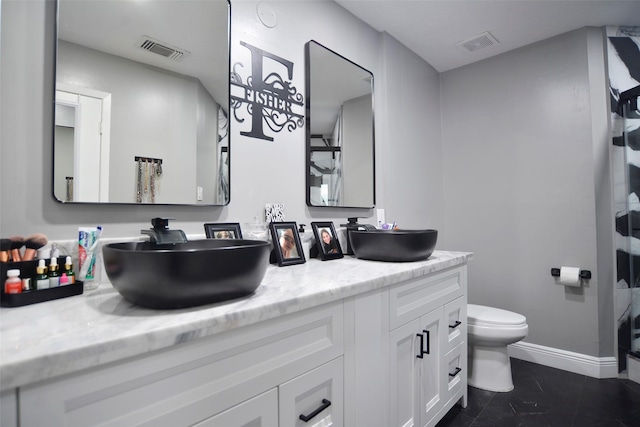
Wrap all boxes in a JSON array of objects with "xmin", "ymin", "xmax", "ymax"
[
  {"xmin": 449, "ymin": 367, "xmax": 462, "ymax": 378},
  {"xmin": 299, "ymin": 398, "xmax": 331, "ymax": 422},
  {"xmin": 449, "ymin": 320, "xmax": 462, "ymax": 329},
  {"xmin": 416, "ymin": 330, "xmax": 430, "ymax": 358}
]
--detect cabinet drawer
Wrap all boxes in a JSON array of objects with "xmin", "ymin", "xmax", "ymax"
[
  {"xmin": 443, "ymin": 343, "xmax": 466, "ymax": 405},
  {"xmin": 389, "ymin": 266, "xmax": 465, "ymax": 330},
  {"xmin": 194, "ymin": 389, "xmax": 278, "ymax": 427},
  {"xmin": 279, "ymin": 357, "xmax": 343, "ymax": 427},
  {"xmin": 443, "ymin": 295, "xmax": 466, "ymax": 354},
  {"xmin": 20, "ymin": 302, "xmax": 344, "ymax": 427}
]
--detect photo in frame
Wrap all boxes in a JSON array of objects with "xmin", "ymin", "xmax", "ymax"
[
  {"xmin": 311, "ymin": 222, "xmax": 344, "ymax": 260},
  {"xmin": 204, "ymin": 223, "xmax": 243, "ymax": 239},
  {"xmin": 269, "ymin": 222, "xmax": 305, "ymax": 266}
]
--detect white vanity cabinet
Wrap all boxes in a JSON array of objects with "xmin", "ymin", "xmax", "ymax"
[
  {"xmin": 348, "ymin": 265, "xmax": 468, "ymax": 427},
  {"xmin": 388, "ymin": 266, "xmax": 468, "ymax": 427},
  {"xmin": 18, "ymin": 302, "xmax": 344, "ymax": 427},
  {"xmin": 2, "ymin": 253, "xmax": 470, "ymax": 427}
]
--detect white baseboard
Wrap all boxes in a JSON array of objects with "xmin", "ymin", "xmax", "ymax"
[{"xmin": 508, "ymin": 341, "xmax": 618, "ymax": 379}]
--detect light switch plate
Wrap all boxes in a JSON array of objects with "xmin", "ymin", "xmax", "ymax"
[{"xmin": 196, "ymin": 186, "xmax": 203, "ymax": 201}]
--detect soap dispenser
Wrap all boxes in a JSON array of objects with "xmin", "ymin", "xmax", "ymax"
[{"xmin": 298, "ymin": 224, "xmax": 313, "ymax": 260}]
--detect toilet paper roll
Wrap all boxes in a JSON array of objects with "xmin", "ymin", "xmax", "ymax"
[{"xmin": 559, "ymin": 266, "xmax": 581, "ymax": 287}]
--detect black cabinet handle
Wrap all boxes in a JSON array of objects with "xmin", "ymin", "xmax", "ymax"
[
  {"xmin": 416, "ymin": 330, "xmax": 430, "ymax": 358},
  {"xmin": 299, "ymin": 399, "xmax": 331, "ymax": 422},
  {"xmin": 416, "ymin": 333, "xmax": 425, "ymax": 358},
  {"xmin": 449, "ymin": 367, "xmax": 462, "ymax": 378},
  {"xmin": 424, "ymin": 330, "xmax": 430, "ymax": 354},
  {"xmin": 449, "ymin": 320, "xmax": 462, "ymax": 329}
]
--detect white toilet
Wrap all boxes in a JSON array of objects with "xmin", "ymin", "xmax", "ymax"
[{"xmin": 467, "ymin": 304, "xmax": 529, "ymax": 392}]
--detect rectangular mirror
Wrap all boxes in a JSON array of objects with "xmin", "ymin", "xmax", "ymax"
[
  {"xmin": 54, "ymin": 0, "xmax": 230, "ymax": 205},
  {"xmin": 305, "ymin": 40, "xmax": 375, "ymax": 208}
]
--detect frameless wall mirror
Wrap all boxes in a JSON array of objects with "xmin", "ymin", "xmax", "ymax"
[
  {"xmin": 54, "ymin": 0, "xmax": 230, "ymax": 205},
  {"xmin": 305, "ymin": 40, "xmax": 375, "ymax": 208}
]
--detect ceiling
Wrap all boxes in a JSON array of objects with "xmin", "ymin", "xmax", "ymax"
[{"xmin": 334, "ymin": 0, "xmax": 640, "ymax": 72}]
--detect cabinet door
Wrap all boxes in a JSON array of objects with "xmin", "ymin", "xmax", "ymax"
[
  {"xmin": 389, "ymin": 318, "xmax": 420, "ymax": 427},
  {"xmin": 1, "ymin": 389, "xmax": 17, "ymax": 427},
  {"xmin": 419, "ymin": 308, "xmax": 443, "ymax": 427},
  {"xmin": 279, "ymin": 357, "xmax": 343, "ymax": 427},
  {"xmin": 194, "ymin": 389, "xmax": 278, "ymax": 427}
]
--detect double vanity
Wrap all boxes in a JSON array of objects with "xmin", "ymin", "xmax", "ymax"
[{"xmin": 0, "ymin": 250, "xmax": 470, "ymax": 427}]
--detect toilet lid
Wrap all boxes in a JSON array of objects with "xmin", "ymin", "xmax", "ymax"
[{"xmin": 467, "ymin": 304, "xmax": 527, "ymax": 326}]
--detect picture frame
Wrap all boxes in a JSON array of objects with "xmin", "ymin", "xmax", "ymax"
[
  {"xmin": 269, "ymin": 222, "xmax": 306, "ymax": 266},
  {"xmin": 311, "ymin": 222, "xmax": 344, "ymax": 260},
  {"xmin": 204, "ymin": 222, "xmax": 243, "ymax": 239}
]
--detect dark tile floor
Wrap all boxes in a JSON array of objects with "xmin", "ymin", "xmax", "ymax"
[{"xmin": 436, "ymin": 359, "xmax": 640, "ymax": 427}]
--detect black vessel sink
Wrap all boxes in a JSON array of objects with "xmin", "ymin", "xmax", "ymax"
[
  {"xmin": 103, "ymin": 239, "xmax": 271, "ymax": 309},
  {"xmin": 349, "ymin": 229, "xmax": 438, "ymax": 262}
]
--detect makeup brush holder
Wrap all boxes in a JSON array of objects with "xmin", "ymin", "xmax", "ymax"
[{"xmin": 0, "ymin": 258, "xmax": 83, "ymax": 307}]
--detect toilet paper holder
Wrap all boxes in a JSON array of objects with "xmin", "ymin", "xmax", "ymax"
[{"xmin": 550, "ymin": 268, "xmax": 591, "ymax": 279}]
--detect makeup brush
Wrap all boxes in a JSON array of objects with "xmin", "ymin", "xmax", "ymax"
[
  {"xmin": 9, "ymin": 236, "xmax": 24, "ymax": 262},
  {"xmin": 0, "ymin": 238, "xmax": 12, "ymax": 262},
  {"xmin": 22, "ymin": 233, "xmax": 48, "ymax": 261}
]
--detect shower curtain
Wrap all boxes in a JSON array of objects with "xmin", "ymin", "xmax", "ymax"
[{"xmin": 609, "ymin": 27, "xmax": 640, "ymax": 372}]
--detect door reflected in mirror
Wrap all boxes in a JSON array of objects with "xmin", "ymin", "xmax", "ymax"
[
  {"xmin": 54, "ymin": 0, "xmax": 230, "ymax": 205},
  {"xmin": 305, "ymin": 40, "xmax": 375, "ymax": 208}
]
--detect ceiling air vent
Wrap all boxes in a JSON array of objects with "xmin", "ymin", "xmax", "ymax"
[
  {"xmin": 137, "ymin": 36, "xmax": 190, "ymax": 61},
  {"xmin": 457, "ymin": 32, "xmax": 499, "ymax": 53}
]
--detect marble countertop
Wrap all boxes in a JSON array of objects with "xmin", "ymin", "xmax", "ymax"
[{"xmin": 0, "ymin": 250, "xmax": 470, "ymax": 391}]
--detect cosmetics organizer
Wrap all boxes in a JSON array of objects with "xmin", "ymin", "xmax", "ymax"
[{"xmin": 0, "ymin": 258, "xmax": 83, "ymax": 307}]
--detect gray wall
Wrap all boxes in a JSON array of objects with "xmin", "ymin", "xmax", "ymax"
[
  {"xmin": 57, "ymin": 40, "xmax": 219, "ymax": 204},
  {"xmin": 0, "ymin": 0, "xmax": 444, "ymax": 238},
  {"xmin": 377, "ymin": 33, "xmax": 446, "ymax": 230},
  {"xmin": 0, "ymin": 0, "xmax": 615, "ymax": 360},
  {"xmin": 440, "ymin": 27, "xmax": 614, "ymax": 357}
]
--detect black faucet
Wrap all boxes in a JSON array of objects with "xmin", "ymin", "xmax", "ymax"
[
  {"xmin": 141, "ymin": 217, "xmax": 188, "ymax": 245},
  {"xmin": 341, "ymin": 217, "xmax": 377, "ymax": 254}
]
